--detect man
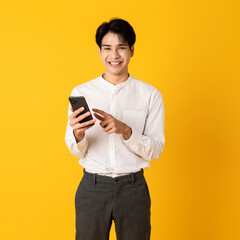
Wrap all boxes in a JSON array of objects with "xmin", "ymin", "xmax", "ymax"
[{"xmin": 65, "ymin": 18, "xmax": 165, "ymax": 240}]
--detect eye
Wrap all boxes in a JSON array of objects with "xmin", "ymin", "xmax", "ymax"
[
  {"xmin": 119, "ymin": 47, "xmax": 126, "ymax": 50},
  {"xmin": 103, "ymin": 47, "xmax": 110, "ymax": 50}
]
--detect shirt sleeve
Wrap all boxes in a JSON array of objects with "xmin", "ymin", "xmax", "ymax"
[
  {"xmin": 123, "ymin": 89, "xmax": 165, "ymax": 161},
  {"xmin": 65, "ymin": 88, "xmax": 89, "ymax": 159}
]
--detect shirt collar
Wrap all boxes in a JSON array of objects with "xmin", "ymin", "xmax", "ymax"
[{"xmin": 99, "ymin": 73, "xmax": 132, "ymax": 94}]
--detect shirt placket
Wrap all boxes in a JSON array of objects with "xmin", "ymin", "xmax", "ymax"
[{"xmin": 109, "ymin": 87, "xmax": 118, "ymax": 170}]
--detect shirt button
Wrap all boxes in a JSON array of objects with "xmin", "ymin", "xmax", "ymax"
[{"xmin": 114, "ymin": 178, "xmax": 118, "ymax": 182}]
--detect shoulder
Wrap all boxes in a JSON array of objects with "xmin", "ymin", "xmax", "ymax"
[
  {"xmin": 130, "ymin": 77, "xmax": 164, "ymax": 113},
  {"xmin": 70, "ymin": 76, "xmax": 101, "ymax": 96},
  {"xmin": 130, "ymin": 76, "xmax": 163, "ymax": 98}
]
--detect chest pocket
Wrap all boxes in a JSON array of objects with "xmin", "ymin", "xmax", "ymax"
[{"xmin": 123, "ymin": 111, "xmax": 146, "ymax": 134}]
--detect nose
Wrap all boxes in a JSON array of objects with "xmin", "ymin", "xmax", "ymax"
[{"xmin": 111, "ymin": 49, "xmax": 120, "ymax": 58}]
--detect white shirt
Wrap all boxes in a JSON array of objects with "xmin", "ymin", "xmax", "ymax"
[{"xmin": 65, "ymin": 74, "xmax": 165, "ymax": 177}]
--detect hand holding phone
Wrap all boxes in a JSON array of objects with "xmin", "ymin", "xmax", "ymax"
[
  {"xmin": 68, "ymin": 96, "xmax": 96, "ymax": 142},
  {"xmin": 69, "ymin": 96, "xmax": 94, "ymax": 123}
]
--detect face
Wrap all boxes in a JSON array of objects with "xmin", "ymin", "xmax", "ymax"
[{"xmin": 99, "ymin": 32, "xmax": 134, "ymax": 77}]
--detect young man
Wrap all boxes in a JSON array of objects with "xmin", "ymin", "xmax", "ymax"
[{"xmin": 65, "ymin": 18, "xmax": 165, "ymax": 240}]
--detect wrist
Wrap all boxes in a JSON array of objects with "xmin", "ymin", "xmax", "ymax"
[
  {"xmin": 123, "ymin": 126, "xmax": 132, "ymax": 140},
  {"xmin": 73, "ymin": 130, "xmax": 85, "ymax": 143}
]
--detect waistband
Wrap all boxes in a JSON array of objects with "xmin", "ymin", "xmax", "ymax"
[{"xmin": 83, "ymin": 169, "xmax": 144, "ymax": 185}]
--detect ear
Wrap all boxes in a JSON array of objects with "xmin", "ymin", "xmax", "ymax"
[
  {"xmin": 130, "ymin": 45, "xmax": 134, "ymax": 57},
  {"xmin": 98, "ymin": 47, "xmax": 101, "ymax": 54}
]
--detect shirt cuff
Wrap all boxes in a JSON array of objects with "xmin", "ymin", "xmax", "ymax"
[
  {"xmin": 76, "ymin": 136, "xmax": 88, "ymax": 150},
  {"xmin": 123, "ymin": 128, "xmax": 142, "ymax": 147}
]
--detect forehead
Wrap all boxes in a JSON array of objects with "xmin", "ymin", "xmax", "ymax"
[{"xmin": 101, "ymin": 32, "xmax": 127, "ymax": 46}]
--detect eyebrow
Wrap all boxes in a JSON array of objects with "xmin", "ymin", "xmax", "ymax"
[{"xmin": 101, "ymin": 43, "xmax": 128, "ymax": 47}]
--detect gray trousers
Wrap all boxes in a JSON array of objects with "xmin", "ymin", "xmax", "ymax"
[{"xmin": 75, "ymin": 169, "xmax": 151, "ymax": 240}]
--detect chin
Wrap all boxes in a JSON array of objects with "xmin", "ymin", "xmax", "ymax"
[{"xmin": 108, "ymin": 68, "xmax": 127, "ymax": 75}]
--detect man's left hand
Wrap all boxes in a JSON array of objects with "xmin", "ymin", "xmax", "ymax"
[{"xmin": 92, "ymin": 109, "xmax": 132, "ymax": 140}]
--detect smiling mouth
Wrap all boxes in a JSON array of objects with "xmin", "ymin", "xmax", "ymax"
[{"xmin": 108, "ymin": 61, "xmax": 122, "ymax": 66}]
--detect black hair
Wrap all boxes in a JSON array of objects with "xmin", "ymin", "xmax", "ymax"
[{"xmin": 95, "ymin": 18, "xmax": 136, "ymax": 49}]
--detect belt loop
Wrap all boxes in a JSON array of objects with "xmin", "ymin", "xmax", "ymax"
[
  {"xmin": 94, "ymin": 174, "xmax": 97, "ymax": 185},
  {"xmin": 131, "ymin": 173, "xmax": 135, "ymax": 184}
]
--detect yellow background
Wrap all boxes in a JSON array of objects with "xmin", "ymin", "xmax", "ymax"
[{"xmin": 0, "ymin": 0, "xmax": 239, "ymax": 239}]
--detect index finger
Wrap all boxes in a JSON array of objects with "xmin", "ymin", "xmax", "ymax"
[{"xmin": 92, "ymin": 108, "xmax": 108, "ymax": 117}]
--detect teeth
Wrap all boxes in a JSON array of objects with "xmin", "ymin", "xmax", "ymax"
[{"xmin": 110, "ymin": 62, "xmax": 121, "ymax": 65}]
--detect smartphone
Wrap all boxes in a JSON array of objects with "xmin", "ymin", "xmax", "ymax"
[{"xmin": 68, "ymin": 96, "xmax": 94, "ymax": 124}]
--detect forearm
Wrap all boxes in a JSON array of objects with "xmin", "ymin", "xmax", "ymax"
[
  {"xmin": 123, "ymin": 128, "xmax": 164, "ymax": 161},
  {"xmin": 65, "ymin": 121, "xmax": 88, "ymax": 158}
]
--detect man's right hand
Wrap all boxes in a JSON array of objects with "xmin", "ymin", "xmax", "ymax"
[{"xmin": 69, "ymin": 106, "xmax": 96, "ymax": 143}]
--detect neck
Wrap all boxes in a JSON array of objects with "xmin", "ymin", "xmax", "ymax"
[{"xmin": 102, "ymin": 72, "xmax": 129, "ymax": 85}]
